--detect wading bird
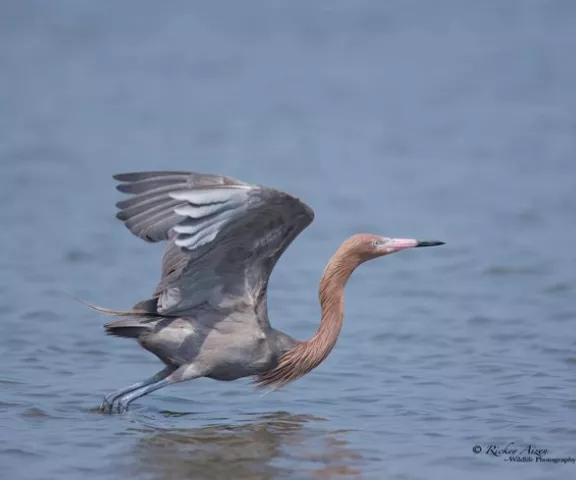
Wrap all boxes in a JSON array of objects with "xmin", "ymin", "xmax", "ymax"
[{"xmin": 89, "ymin": 171, "xmax": 444, "ymax": 413}]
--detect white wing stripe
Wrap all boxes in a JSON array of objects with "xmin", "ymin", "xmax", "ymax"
[
  {"xmin": 174, "ymin": 203, "xmax": 228, "ymax": 219},
  {"xmin": 173, "ymin": 217, "xmax": 226, "ymax": 236},
  {"xmin": 168, "ymin": 186, "xmax": 253, "ymax": 251},
  {"xmin": 175, "ymin": 228, "xmax": 219, "ymax": 249},
  {"xmin": 169, "ymin": 187, "xmax": 249, "ymax": 205}
]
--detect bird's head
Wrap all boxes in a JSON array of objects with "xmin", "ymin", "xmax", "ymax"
[{"xmin": 345, "ymin": 233, "xmax": 445, "ymax": 263}]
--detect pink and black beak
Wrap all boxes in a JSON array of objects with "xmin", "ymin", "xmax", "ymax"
[{"xmin": 385, "ymin": 238, "xmax": 445, "ymax": 254}]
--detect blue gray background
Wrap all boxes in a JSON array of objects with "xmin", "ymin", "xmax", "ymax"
[{"xmin": 1, "ymin": 1, "xmax": 575, "ymax": 479}]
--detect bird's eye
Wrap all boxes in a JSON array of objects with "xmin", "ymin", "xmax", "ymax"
[{"xmin": 372, "ymin": 240, "xmax": 380, "ymax": 247}]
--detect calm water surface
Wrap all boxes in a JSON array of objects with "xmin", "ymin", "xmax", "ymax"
[{"xmin": 1, "ymin": 2, "xmax": 576, "ymax": 479}]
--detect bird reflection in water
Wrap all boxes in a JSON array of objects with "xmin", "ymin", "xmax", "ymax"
[{"xmin": 126, "ymin": 411, "xmax": 363, "ymax": 480}]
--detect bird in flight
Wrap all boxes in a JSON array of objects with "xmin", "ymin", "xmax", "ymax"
[{"xmin": 87, "ymin": 171, "xmax": 444, "ymax": 413}]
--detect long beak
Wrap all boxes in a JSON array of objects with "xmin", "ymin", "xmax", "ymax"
[{"xmin": 388, "ymin": 238, "xmax": 445, "ymax": 253}]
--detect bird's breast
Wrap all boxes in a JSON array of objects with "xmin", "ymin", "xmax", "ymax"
[{"xmin": 202, "ymin": 327, "xmax": 277, "ymax": 381}]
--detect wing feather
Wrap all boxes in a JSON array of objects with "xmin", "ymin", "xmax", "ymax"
[{"xmin": 113, "ymin": 171, "xmax": 314, "ymax": 327}]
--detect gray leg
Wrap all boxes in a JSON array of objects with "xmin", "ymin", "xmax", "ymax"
[
  {"xmin": 99, "ymin": 366, "xmax": 176, "ymax": 412},
  {"xmin": 115, "ymin": 363, "xmax": 204, "ymax": 413}
]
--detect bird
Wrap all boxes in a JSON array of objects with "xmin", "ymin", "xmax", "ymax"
[{"xmin": 87, "ymin": 170, "xmax": 444, "ymax": 413}]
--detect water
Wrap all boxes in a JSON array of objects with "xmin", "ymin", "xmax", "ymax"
[{"xmin": 1, "ymin": 1, "xmax": 576, "ymax": 479}]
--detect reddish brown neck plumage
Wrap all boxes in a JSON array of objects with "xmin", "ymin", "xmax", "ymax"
[{"xmin": 254, "ymin": 243, "xmax": 361, "ymax": 389}]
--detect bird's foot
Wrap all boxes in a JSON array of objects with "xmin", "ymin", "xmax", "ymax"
[
  {"xmin": 115, "ymin": 399, "xmax": 130, "ymax": 414},
  {"xmin": 97, "ymin": 396, "xmax": 130, "ymax": 414},
  {"xmin": 98, "ymin": 400, "xmax": 113, "ymax": 414},
  {"xmin": 98, "ymin": 393, "xmax": 117, "ymax": 413}
]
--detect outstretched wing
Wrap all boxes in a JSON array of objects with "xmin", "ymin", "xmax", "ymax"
[{"xmin": 113, "ymin": 171, "xmax": 314, "ymax": 327}]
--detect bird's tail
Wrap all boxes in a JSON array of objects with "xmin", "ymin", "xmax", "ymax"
[
  {"xmin": 74, "ymin": 296, "xmax": 160, "ymax": 339},
  {"xmin": 103, "ymin": 317, "xmax": 156, "ymax": 339}
]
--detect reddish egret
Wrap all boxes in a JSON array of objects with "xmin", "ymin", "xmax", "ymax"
[{"xmin": 88, "ymin": 171, "xmax": 444, "ymax": 413}]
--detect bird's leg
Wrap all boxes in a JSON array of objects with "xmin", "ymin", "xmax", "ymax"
[
  {"xmin": 99, "ymin": 366, "xmax": 176, "ymax": 412},
  {"xmin": 114, "ymin": 363, "xmax": 204, "ymax": 413}
]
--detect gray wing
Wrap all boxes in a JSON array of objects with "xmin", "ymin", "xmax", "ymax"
[{"xmin": 113, "ymin": 171, "xmax": 314, "ymax": 328}]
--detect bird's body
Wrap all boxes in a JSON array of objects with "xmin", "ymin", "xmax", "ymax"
[
  {"xmin": 118, "ymin": 314, "xmax": 297, "ymax": 381},
  {"xmin": 90, "ymin": 170, "xmax": 443, "ymax": 413}
]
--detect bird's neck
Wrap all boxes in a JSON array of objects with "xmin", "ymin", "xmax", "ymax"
[
  {"xmin": 310, "ymin": 251, "xmax": 356, "ymax": 358},
  {"xmin": 254, "ymin": 248, "xmax": 358, "ymax": 389}
]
